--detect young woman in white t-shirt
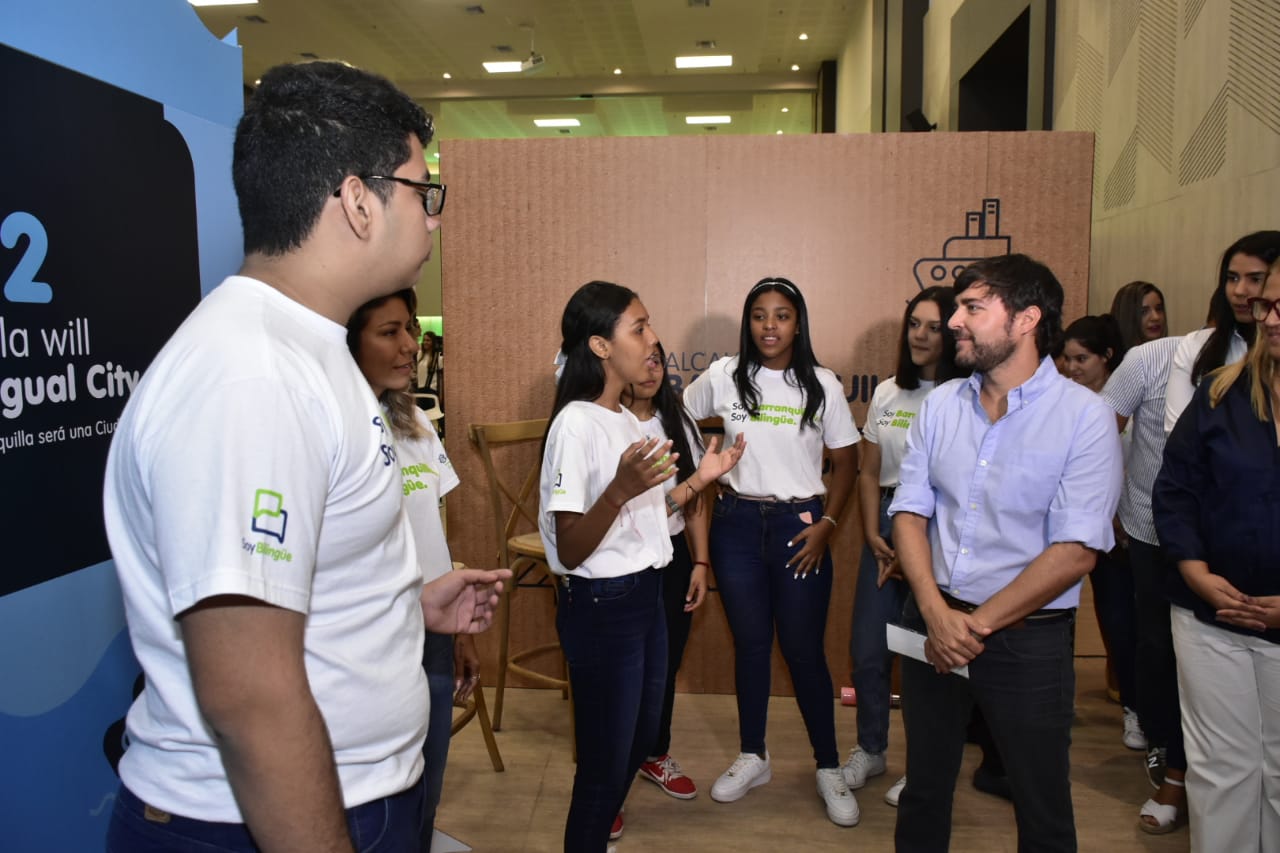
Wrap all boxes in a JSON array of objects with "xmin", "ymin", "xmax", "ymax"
[
  {"xmin": 346, "ymin": 287, "xmax": 485, "ymax": 849},
  {"xmin": 682, "ymin": 277, "xmax": 861, "ymax": 827},
  {"xmin": 843, "ymin": 286, "xmax": 968, "ymax": 807},
  {"xmin": 622, "ymin": 342, "xmax": 711, "ymax": 801},
  {"xmin": 539, "ymin": 281, "xmax": 743, "ymax": 851}
]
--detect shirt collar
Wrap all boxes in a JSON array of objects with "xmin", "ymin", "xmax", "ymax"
[{"xmin": 964, "ymin": 356, "xmax": 1061, "ymax": 413}]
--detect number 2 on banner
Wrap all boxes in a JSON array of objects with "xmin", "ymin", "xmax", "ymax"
[{"xmin": 2, "ymin": 211, "xmax": 53, "ymax": 304}]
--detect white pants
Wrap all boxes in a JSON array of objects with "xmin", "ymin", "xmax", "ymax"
[{"xmin": 1171, "ymin": 605, "xmax": 1280, "ymax": 853}]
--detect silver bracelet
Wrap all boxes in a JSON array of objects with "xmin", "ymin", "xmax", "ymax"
[
  {"xmin": 821, "ymin": 514, "xmax": 837, "ymax": 527},
  {"xmin": 665, "ymin": 493, "xmax": 681, "ymax": 515}
]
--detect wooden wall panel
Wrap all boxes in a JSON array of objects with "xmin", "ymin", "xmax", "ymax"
[{"xmin": 441, "ymin": 132, "xmax": 1094, "ymax": 695}]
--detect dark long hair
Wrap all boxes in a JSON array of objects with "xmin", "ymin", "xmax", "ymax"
[
  {"xmin": 1192, "ymin": 231, "xmax": 1280, "ymax": 385},
  {"xmin": 1063, "ymin": 314, "xmax": 1125, "ymax": 373},
  {"xmin": 1109, "ymin": 280, "xmax": 1165, "ymax": 352},
  {"xmin": 733, "ymin": 277, "xmax": 825, "ymax": 429},
  {"xmin": 346, "ymin": 288, "xmax": 426, "ymax": 440},
  {"xmin": 895, "ymin": 286, "xmax": 967, "ymax": 389},
  {"xmin": 624, "ymin": 343, "xmax": 707, "ymax": 512},
  {"xmin": 544, "ymin": 281, "xmax": 638, "ymax": 454}
]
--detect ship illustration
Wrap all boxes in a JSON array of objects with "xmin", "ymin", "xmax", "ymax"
[{"xmin": 912, "ymin": 198, "xmax": 1011, "ymax": 290}]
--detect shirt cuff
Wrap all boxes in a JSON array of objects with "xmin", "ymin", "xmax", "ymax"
[
  {"xmin": 888, "ymin": 482, "xmax": 934, "ymax": 518},
  {"xmin": 1047, "ymin": 509, "xmax": 1115, "ymax": 552}
]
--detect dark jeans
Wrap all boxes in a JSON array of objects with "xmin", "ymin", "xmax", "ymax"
[
  {"xmin": 106, "ymin": 775, "xmax": 425, "ymax": 852},
  {"xmin": 652, "ymin": 533, "xmax": 695, "ymax": 757},
  {"xmin": 1128, "ymin": 537, "xmax": 1186, "ymax": 770},
  {"xmin": 711, "ymin": 492, "xmax": 839, "ymax": 768},
  {"xmin": 557, "ymin": 569, "xmax": 667, "ymax": 852},
  {"xmin": 896, "ymin": 600, "xmax": 1077, "ymax": 853},
  {"xmin": 1089, "ymin": 545, "xmax": 1137, "ymax": 709},
  {"xmin": 420, "ymin": 631, "xmax": 454, "ymax": 852},
  {"xmin": 850, "ymin": 490, "xmax": 907, "ymax": 754}
]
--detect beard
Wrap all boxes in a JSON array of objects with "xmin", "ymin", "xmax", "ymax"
[{"xmin": 956, "ymin": 320, "xmax": 1017, "ymax": 372}]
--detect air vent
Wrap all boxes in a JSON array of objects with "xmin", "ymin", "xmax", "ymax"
[
  {"xmin": 464, "ymin": 4, "xmax": 485, "ymax": 14},
  {"xmin": 300, "ymin": 52, "xmax": 319, "ymax": 59},
  {"xmin": 689, "ymin": 0, "xmax": 711, "ymax": 7},
  {"xmin": 493, "ymin": 44, "xmax": 513, "ymax": 53},
  {"xmin": 243, "ymin": 14, "xmax": 267, "ymax": 24},
  {"xmin": 559, "ymin": 128, "xmax": 571, "ymax": 134},
  {"xmin": 694, "ymin": 40, "xmax": 716, "ymax": 49}
]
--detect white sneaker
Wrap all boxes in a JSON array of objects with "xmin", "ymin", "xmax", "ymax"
[
  {"xmin": 885, "ymin": 775, "xmax": 907, "ymax": 807},
  {"xmin": 710, "ymin": 752, "xmax": 772, "ymax": 803},
  {"xmin": 1123, "ymin": 707, "xmax": 1148, "ymax": 751},
  {"xmin": 841, "ymin": 746, "xmax": 887, "ymax": 790},
  {"xmin": 817, "ymin": 768, "xmax": 861, "ymax": 826}
]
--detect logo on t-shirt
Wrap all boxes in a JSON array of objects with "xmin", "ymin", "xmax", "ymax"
[
  {"xmin": 401, "ymin": 461, "xmax": 438, "ymax": 497},
  {"xmin": 876, "ymin": 408, "xmax": 916, "ymax": 431},
  {"xmin": 250, "ymin": 488, "xmax": 287, "ymax": 543}
]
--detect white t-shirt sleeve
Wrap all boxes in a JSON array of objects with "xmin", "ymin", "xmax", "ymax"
[
  {"xmin": 861, "ymin": 378, "xmax": 894, "ymax": 445},
  {"xmin": 148, "ymin": 379, "xmax": 332, "ymax": 617},
  {"xmin": 1163, "ymin": 332, "xmax": 1200, "ymax": 435},
  {"xmin": 682, "ymin": 368, "xmax": 716, "ymax": 420},
  {"xmin": 819, "ymin": 371, "xmax": 860, "ymax": 449},
  {"xmin": 543, "ymin": 413, "xmax": 594, "ymax": 516}
]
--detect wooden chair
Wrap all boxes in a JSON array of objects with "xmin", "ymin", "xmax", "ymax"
[
  {"xmin": 468, "ymin": 418, "xmax": 572, "ymax": 734},
  {"xmin": 451, "ymin": 678, "xmax": 504, "ymax": 772}
]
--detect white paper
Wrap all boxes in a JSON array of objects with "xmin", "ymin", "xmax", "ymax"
[{"xmin": 886, "ymin": 623, "xmax": 969, "ymax": 678}]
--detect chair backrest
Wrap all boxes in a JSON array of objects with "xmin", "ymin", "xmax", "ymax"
[{"xmin": 468, "ymin": 418, "xmax": 548, "ymax": 570}]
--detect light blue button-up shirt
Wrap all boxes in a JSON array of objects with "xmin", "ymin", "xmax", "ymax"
[{"xmin": 889, "ymin": 357, "xmax": 1123, "ymax": 609}]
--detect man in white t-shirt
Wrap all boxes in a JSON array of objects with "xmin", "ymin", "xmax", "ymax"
[{"xmin": 103, "ymin": 62, "xmax": 506, "ymax": 853}]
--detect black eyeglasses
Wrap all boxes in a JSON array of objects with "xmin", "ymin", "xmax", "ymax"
[
  {"xmin": 1248, "ymin": 297, "xmax": 1280, "ymax": 322},
  {"xmin": 332, "ymin": 175, "xmax": 446, "ymax": 216}
]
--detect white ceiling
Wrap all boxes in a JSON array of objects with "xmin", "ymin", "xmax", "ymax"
[{"xmin": 192, "ymin": 0, "xmax": 860, "ymax": 165}]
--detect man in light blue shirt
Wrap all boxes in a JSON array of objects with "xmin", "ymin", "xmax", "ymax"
[{"xmin": 889, "ymin": 255, "xmax": 1122, "ymax": 852}]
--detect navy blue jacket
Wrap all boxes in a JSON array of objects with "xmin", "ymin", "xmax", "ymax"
[{"xmin": 1154, "ymin": 370, "xmax": 1280, "ymax": 644}]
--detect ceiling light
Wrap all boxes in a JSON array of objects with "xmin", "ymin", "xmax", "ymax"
[
  {"xmin": 188, "ymin": 0, "xmax": 258, "ymax": 6},
  {"xmin": 799, "ymin": 33, "xmax": 809, "ymax": 40},
  {"xmin": 776, "ymin": 130, "xmax": 783, "ymax": 135},
  {"xmin": 781, "ymin": 107, "xmax": 789, "ymax": 113},
  {"xmin": 685, "ymin": 115, "xmax": 730, "ymax": 125},
  {"xmin": 790, "ymin": 64, "xmax": 800, "ymax": 71},
  {"xmin": 433, "ymin": 152, "xmax": 440, "ymax": 159},
  {"xmin": 483, "ymin": 60, "xmax": 524, "ymax": 73},
  {"xmin": 534, "ymin": 118, "xmax": 581, "ymax": 128},
  {"xmin": 442, "ymin": 72, "xmax": 452, "ymax": 79},
  {"xmin": 613, "ymin": 67, "xmax": 622, "ymax": 75},
  {"xmin": 675, "ymin": 55, "xmax": 733, "ymax": 69}
]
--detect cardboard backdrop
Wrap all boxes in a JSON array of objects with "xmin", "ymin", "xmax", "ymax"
[{"xmin": 441, "ymin": 132, "xmax": 1095, "ymax": 696}]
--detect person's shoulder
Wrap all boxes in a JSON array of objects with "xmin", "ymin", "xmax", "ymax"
[
  {"xmin": 868, "ymin": 375, "xmax": 900, "ymax": 407},
  {"xmin": 707, "ymin": 355, "xmax": 738, "ymax": 376},
  {"xmin": 928, "ymin": 376, "xmax": 970, "ymax": 405},
  {"xmin": 1174, "ymin": 327, "xmax": 1213, "ymax": 358}
]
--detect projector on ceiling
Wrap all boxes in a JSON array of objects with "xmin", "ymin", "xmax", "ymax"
[{"xmin": 522, "ymin": 53, "xmax": 546, "ymax": 72}]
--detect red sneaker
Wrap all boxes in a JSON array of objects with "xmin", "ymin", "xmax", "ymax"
[
  {"xmin": 609, "ymin": 810, "xmax": 624, "ymax": 840},
  {"xmin": 638, "ymin": 754, "xmax": 698, "ymax": 799}
]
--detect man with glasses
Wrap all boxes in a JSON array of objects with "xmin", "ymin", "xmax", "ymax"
[
  {"xmin": 889, "ymin": 255, "xmax": 1122, "ymax": 852},
  {"xmin": 104, "ymin": 61, "xmax": 505, "ymax": 852}
]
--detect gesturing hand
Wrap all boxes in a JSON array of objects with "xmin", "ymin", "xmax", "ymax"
[
  {"xmin": 421, "ymin": 569, "xmax": 512, "ymax": 636},
  {"xmin": 608, "ymin": 437, "xmax": 677, "ymax": 506},
  {"xmin": 695, "ymin": 433, "xmax": 747, "ymax": 485}
]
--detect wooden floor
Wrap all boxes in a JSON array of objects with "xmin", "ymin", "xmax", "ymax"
[{"xmin": 439, "ymin": 658, "xmax": 1188, "ymax": 852}]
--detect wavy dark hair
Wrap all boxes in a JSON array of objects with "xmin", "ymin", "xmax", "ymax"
[
  {"xmin": 1191, "ymin": 231, "xmax": 1280, "ymax": 385},
  {"xmin": 895, "ymin": 286, "xmax": 968, "ymax": 389},
  {"xmin": 544, "ymin": 281, "xmax": 639, "ymax": 454},
  {"xmin": 1109, "ymin": 281, "xmax": 1166, "ymax": 352},
  {"xmin": 623, "ymin": 342, "xmax": 706, "ymax": 512},
  {"xmin": 346, "ymin": 288, "xmax": 427, "ymax": 441},
  {"xmin": 954, "ymin": 254, "xmax": 1064, "ymax": 359},
  {"xmin": 733, "ymin": 277, "xmax": 825, "ymax": 429},
  {"xmin": 1063, "ymin": 314, "xmax": 1125, "ymax": 373}
]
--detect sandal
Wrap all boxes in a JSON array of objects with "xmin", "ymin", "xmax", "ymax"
[{"xmin": 1138, "ymin": 777, "xmax": 1186, "ymax": 835}]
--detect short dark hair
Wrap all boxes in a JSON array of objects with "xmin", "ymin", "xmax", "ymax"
[
  {"xmin": 234, "ymin": 61, "xmax": 434, "ymax": 256},
  {"xmin": 954, "ymin": 254, "xmax": 1064, "ymax": 358},
  {"xmin": 1063, "ymin": 314, "xmax": 1124, "ymax": 373}
]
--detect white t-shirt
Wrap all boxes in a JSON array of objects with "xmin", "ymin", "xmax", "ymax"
[
  {"xmin": 861, "ymin": 377, "xmax": 935, "ymax": 487},
  {"xmin": 103, "ymin": 276, "xmax": 427, "ymax": 822},
  {"xmin": 636, "ymin": 409, "xmax": 703, "ymax": 537},
  {"xmin": 539, "ymin": 401, "xmax": 673, "ymax": 578},
  {"xmin": 682, "ymin": 356, "xmax": 860, "ymax": 499},
  {"xmin": 399, "ymin": 408, "xmax": 460, "ymax": 583},
  {"xmin": 1163, "ymin": 327, "xmax": 1248, "ymax": 434}
]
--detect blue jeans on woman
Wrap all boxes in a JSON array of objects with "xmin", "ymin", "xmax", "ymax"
[
  {"xmin": 711, "ymin": 492, "xmax": 839, "ymax": 768},
  {"xmin": 557, "ymin": 568, "xmax": 667, "ymax": 852},
  {"xmin": 420, "ymin": 631, "xmax": 455, "ymax": 851},
  {"xmin": 850, "ymin": 490, "xmax": 906, "ymax": 754}
]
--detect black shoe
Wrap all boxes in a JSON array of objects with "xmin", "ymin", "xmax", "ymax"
[
  {"xmin": 972, "ymin": 764, "xmax": 1013, "ymax": 801},
  {"xmin": 1145, "ymin": 747, "xmax": 1167, "ymax": 791}
]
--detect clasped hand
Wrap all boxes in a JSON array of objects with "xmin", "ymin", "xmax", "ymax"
[{"xmin": 923, "ymin": 606, "xmax": 990, "ymax": 673}]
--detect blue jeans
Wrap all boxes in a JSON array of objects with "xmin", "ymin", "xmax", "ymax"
[
  {"xmin": 420, "ymin": 631, "xmax": 455, "ymax": 851},
  {"xmin": 849, "ymin": 490, "xmax": 906, "ymax": 754},
  {"xmin": 896, "ymin": 597, "xmax": 1077, "ymax": 853},
  {"xmin": 711, "ymin": 492, "xmax": 839, "ymax": 768},
  {"xmin": 106, "ymin": 775, "xmax": 425, "ymax": 852},
  {"xmin": 653, "ymin": 533, "xmax": 694, "ymax": 757},
  {"xmin": 557, "ymin": 569, "xmax": 667, "ymax": 852}
]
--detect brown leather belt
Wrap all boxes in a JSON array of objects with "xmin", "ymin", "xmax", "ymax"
[{"xmin": 941, "ymin": 591, "xmax": 1074, "ymax": 630}]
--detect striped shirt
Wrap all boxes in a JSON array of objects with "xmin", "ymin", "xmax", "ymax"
[{"xmin": 1101, "ymin": 336, "xmax": 1180, "ymax": 545}]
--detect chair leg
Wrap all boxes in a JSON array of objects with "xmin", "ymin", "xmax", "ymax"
[
  {"xmin": 492, "ymin": 581, "xmax": 514, "ymax": 731},
  {"xmin": 472, "ymin": 686, "xmax": 505, "ymax": 772}
]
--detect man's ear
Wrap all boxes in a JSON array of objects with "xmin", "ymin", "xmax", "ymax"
[
  {"xmin": 1016, "ymin": 304, "xmax": 1042, "ymax": 339},
  {"xmin": 334, "ymin": 176, "xmax": 376, "ymax": 239}
]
